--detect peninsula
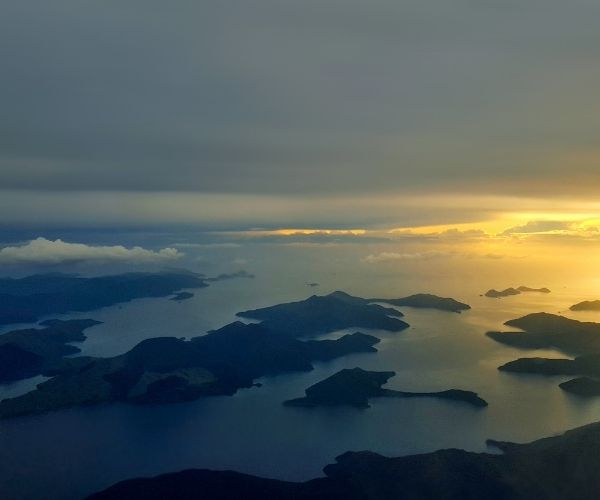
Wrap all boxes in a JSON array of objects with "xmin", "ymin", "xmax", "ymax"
[
  {"xmin": 0, "ymin": 323, "xmax": 380, "ymax": 419},
  {"xmin": 0, "ymin": 318, "xmax": 101, "ymax": 383},
  {"xmin": 284, "ymin": 367, "xmax": 487, "ymax": 408}
]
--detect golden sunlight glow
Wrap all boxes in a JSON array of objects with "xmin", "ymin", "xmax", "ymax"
[{"xmin": 254, "ymin": 228, "xmax": 367, "ymax": 236}]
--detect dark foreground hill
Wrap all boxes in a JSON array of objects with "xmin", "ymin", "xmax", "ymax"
[{"xmin": 89, "ymin": 419, "xmax": 600, "ymax": 500}]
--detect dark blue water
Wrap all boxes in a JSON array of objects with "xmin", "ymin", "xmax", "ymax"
[{"xmin": 2, "ymin": 273, "xmax": 600, "ymax": 499}]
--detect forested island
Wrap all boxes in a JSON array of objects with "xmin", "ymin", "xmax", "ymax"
[{"xmin": 284, "ymin": 367, "xmax": 487, "ymax": 408}]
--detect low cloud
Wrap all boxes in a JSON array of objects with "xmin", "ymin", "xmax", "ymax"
[
  {"xmin": 363, "ymin": 251, "xmax": 453, "ymax": 263},
  {"xmin": 0, "ymin": 237, "xmax": 183, "ymax": 265},
  {"xmin": 501, "ymin": 220, "xmax": 573, "ymax": 235}
]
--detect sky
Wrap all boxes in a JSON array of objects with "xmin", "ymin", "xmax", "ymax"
[{"xmin": 2, "ymin": 1, "xmax": 600, "ymax": 273}]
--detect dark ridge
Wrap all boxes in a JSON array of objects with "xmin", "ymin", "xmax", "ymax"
[{"xmin": 89, "ymin": 420, "xmax": 600, "ymax": 500}]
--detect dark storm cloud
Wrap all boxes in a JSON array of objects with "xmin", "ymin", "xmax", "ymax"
[{"xmin": 2, "ymin": 0, "xmax": 600, "ymax": 198}]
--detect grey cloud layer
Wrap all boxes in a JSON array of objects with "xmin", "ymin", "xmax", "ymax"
[{"xmin": 2, "ymin": 0, "xmax": 600, "ymax": 199}]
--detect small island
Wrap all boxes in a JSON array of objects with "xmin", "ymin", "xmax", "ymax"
[
  {"xmin": 570, "ymin": 300, "xmax": 600, "ymax": 311},
  {"xmin": 284, "ymin": 367, "xmax": 487, "ymax": 408},
  {"xmin": 170, "ymin": 291, "xmax": 194, "ymax": 302},
  {"xmin": 497, "ymin": 346, "xmax": 600, "ymax": 397},
  {"xmin": 485, "ymin": 286, "xmax": 550, "ymax": 298},
  {"xmin": 559, "ymin": 377, "xmax": 600, "ymax": 397},
  {"xmin": 485, "ymin": 287, "xmax": 521, "ymax": 298},
  {"xmin": 499, "ymin": 357, "xmax": 584, "ymax": 376},
  {"xmin": 517, "ymin": 286, "xmax": 551, "ymax": 293},
  {"xmin": 206, "ymin": 270, "xmax": 255, "ymax": 281},
  {"xmin": 368, "ymin": 293, "xmax": 471, "ymax": 313},
  {"xmin": 498, "ymin": 352, "xmax": 600, "ymax": 398}
]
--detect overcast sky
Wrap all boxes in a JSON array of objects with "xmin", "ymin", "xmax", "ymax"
[{"xmin": 2, "ymin": 1, "xmax": 600, "ymax": 228}]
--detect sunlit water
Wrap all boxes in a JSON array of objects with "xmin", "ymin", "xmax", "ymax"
[{"xmin": 2, "ymin": 262, "xmax": 600, "ymax": 499}]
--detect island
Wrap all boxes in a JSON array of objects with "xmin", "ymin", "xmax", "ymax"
[
  {"xmin": 236, "ymin": 290, "xmax": 472, "ymax": 337},
  {"xmin": 237, "ymin": 291, "xmax": 409, "ymax": 337},
  {"xmin": 485, "ymin": 287, "xmax": 521, "ymax": 298},
  {"xmin": 498, "ymin": 356, "xmax": 588, "ymax": 376},
  {"xmin": 517, "ymin": 286, "xmax": 551, "ymax": 293},
  {"xmin": 0, "ymin": 271, "xmax": 209, "ymax": 325},
  {"xmin": 570, "ymin": 300, "xmax": 600, "ymax": 311},
  {"xmin": 88, "ymin": 419, "xmax": 600, "ymax": 500},
  {"xmin": 494, "ymin": 322, "xmax": 600, "ymax": 395},
  {"xmin": 559, "ymin": 377, "xmax": 600, "ymax": 397},
  {"xmin": 0, "ymin": 323, "xmax": 381, "ymax": 419},
  {"xmin": 486, "ymin": 312, "xmax": 600, "ymax": 355},
  {"xmin": 170, "ymin": 292, "xmax": 194, "ymax": 302},
  {"xmin": 283, "ymin": 367, "xmax": 487, "ymax": 408},
  {"xmin": 498, "ymin": 352, "xmax": 600, "ymax": 397},
  {"xmin": 205, "ymin": 270, "xmax": 255, "ymax": 281},
  {"xmin": 485, "ymin": 286, "xmax": 550, "ymax": 298},
  {"xmin": 368, "ymin": 293, "xmax": 471, "ymax": 313},
  {"xmin": 0, "ymin": 318, "xmax": 101, "ymax": 383}
]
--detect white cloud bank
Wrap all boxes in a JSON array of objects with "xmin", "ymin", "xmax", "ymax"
[
  {"xmin": 363, "ymin": 251, "xmax": 453, "ymax": 263},
  {"xmin": 0, "ymin": 238, "xmax": 183, "ymax": 265}
]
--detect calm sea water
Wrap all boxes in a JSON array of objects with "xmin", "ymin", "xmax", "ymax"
[{"xmin": 2, "ymin": 261, "xmax": 600, "ymax": 500}]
